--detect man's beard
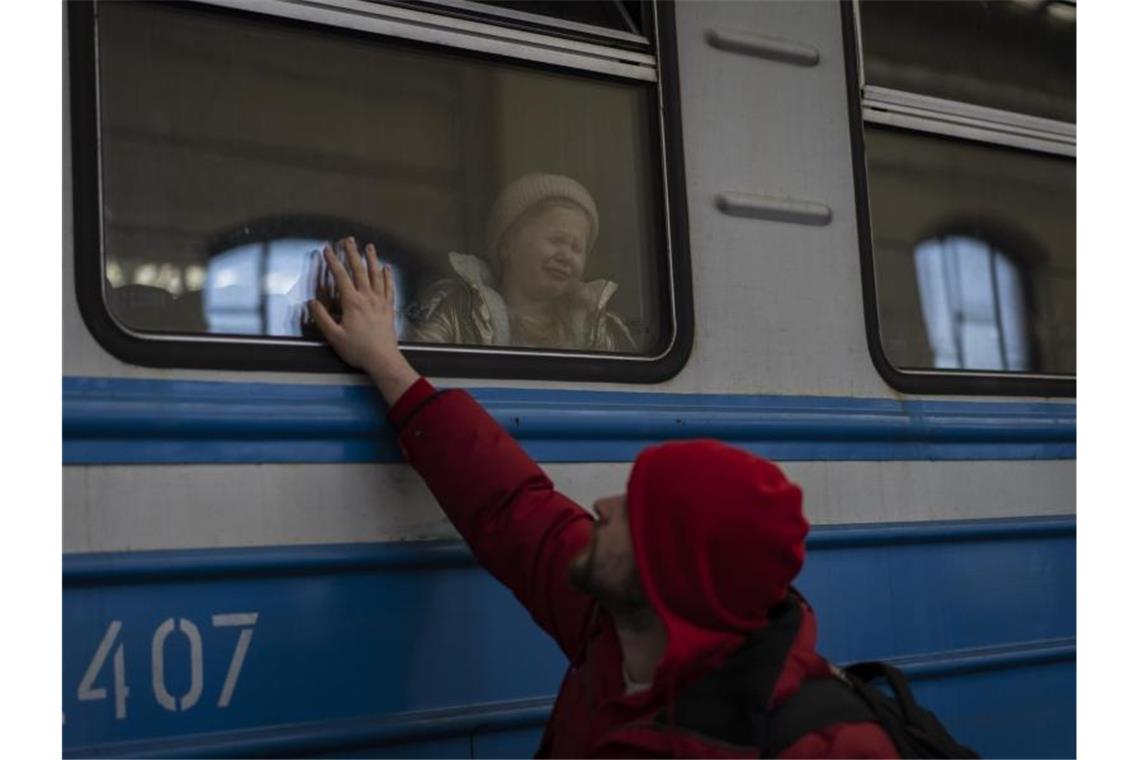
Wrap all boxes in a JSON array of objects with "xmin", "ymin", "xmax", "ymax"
[{"xmin": 568, "ymin": 533, "xmax": 653, "ymax": 624}]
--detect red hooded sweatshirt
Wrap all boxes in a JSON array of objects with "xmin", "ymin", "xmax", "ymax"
[{"xmin": 389, "ymin": 379, "xmax": 897, "ymax": 758}]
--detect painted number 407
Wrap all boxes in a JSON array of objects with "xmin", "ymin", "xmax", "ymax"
[{"xmin": 76, "ymin": 613, "xmax": 259, "ymax": 719}]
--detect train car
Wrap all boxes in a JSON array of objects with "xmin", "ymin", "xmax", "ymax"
[{"xmin": 62, "ymin": 1, "xmax": 1076, "ymax": 756}]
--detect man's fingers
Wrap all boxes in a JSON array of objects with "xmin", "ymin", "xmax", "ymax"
[
  {"xmin": 323, "ymin": 245, "xmax": 354, "ymax": 298},
  {"xmin": 343, "ymin": 237, "xmax": 369, "ymax": 293},
  {"xmin": 366, "ymin": 244, "xmax": 384, "ymax": 294},
  {"xmin": 382, "ymin": 264, "xmax": 395, "ymax": 306},
  {"xmin": 309, "ymin": 299, "xmax": 344, "ymax": 342}
]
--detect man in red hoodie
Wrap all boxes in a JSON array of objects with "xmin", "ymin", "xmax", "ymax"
[{"xmin": 309, "ymin": 239, "xmax": 898, "ymax": 758}]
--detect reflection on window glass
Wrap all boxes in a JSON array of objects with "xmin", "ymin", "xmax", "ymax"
[
  {"xmin": 859, "ymin": 0, "xmax": 1075, "ymax": 122},
  {"xmin": 202, "ymin": 238, "xmax": 407, "ymax": 338},
  {"xmin": 204, "ymin": 243, "xmax": 261, "ymax": 335},
  {"xmin": 96, "ymin": 1, "xmax": 664, "ymax": 354},
  {"xmin": 915, "ymin": 237, "xmax": 1029, "ymax": 371},
  {"xmin": 865, "ymin": 127, "xmax": 1074, "ymax": 374}
]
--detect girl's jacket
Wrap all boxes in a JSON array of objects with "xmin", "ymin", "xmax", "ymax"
[{"xmin": 389, "ymin": 378, "xmax": 898, "ymax": 758}]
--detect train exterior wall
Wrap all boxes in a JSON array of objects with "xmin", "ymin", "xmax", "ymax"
[{"xmin": 62, "ymin": 2, "xmax": 1076, "ymax": 757}]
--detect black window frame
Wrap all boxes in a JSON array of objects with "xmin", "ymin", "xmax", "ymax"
[
  {"xmin": 840, "ymin": 1, "xmax": 1075, "ymax": 398},
  {"xmin": 68, "ymin": 0, "xmax": 693, "ymax": 383}
]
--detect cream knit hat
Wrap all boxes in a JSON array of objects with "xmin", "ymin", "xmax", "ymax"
[{"xmin": 485, "ymin": 174, "xmax": 600, "ymax": 263}]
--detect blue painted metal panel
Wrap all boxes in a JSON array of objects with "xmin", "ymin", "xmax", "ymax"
[
  {"xmin": 62, "ymin": 564, "xmax": 564, "ymax": 755},
  {"xmin": 472, "ymin": 726, "xmax": 545, "ymax": 760},
  {"xmin": 62, "ymin": 517, "xmax": 1075, "ymax": 758},
  {"xmin": 62, "ymin": 376, "xmax": 1076, "ymax": 464},
  {"xmin": 800, "ymin": 527, "xmax": 1076, "ymax": 661},
  {"xmin": 322, "ymin": 736, "xmax": 473, "ymax": 759},
  {"xmin": 907, "ymin": 658, "xmax": 1076, "ymax": 760}
]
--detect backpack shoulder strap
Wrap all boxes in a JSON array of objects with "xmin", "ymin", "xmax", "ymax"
[
  {"xmin": 758, "ymin": 676, "xmax": 877, "ymax": 758},
  {"xmin": 842, "ymin": 662, "xmax": 981, "ymax": 759}
]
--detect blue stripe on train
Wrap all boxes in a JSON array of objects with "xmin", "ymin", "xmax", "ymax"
[
  {"xmin": 62, "ymin": 376, "xmax": 1076, "ymax": 464},
  {"xmin": 62, "ymin": 516, "xmax": 1075, "ymax": 758}
]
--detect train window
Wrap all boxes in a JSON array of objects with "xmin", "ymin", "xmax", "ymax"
[
  {"xmin": 847, "ymin": 1, "xmax": 1075, "ymax": 395},
  {"xmin": 71, "ymin": 0, "xmax": 691, "ymax": 380},
  {"xmin": 864, "ymin": 129, "xmax": 1074, "ymax": 376},
  {"xmin": 858, "ymin": 0, "xmax": 1075, "ymax": 122}
]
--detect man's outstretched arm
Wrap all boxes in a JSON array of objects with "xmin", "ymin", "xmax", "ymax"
[{"xmin": 310, "ymin": 239, "xmax": 597, "ymax": 658}]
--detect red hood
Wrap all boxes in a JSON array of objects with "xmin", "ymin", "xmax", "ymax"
[{"xmin": 626, "ymin": 440, "xmax": 809, "ymax": 693}]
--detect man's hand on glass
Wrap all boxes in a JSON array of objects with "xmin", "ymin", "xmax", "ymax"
[{"xmin": 309, "ymin": 236, "xmax": 420, "ymax": 404}]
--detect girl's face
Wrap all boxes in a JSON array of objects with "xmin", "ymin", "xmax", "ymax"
[{"xmin": 501, "ymin": 204, "xmax": 591, "ymax": 301}]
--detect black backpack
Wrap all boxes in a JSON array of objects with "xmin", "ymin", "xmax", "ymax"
[
  {"xmin": 763, "ymin": 659, "xmax": 980, "ymax": 758},
  {"xmin": 659, "ymin": 592, "xmax": 980, "ymax": 758}
]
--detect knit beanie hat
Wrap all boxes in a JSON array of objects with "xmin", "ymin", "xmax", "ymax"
[
  {"xmin": 485, "ymin": 174, "xmax": 600, "ymax": 263},
  {"xmin": 626, "ymin": 440, "xmax": 809, "ymax": 636}
]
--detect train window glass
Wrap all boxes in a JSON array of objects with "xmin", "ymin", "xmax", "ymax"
[
  {"xmin": 858, "ymin": 0, "xmax": 1075, "ymax": 122},
  {"xmin": 93, "ymin": 0, "xmax": 669, "ymax": 360},
  {"xmin": 199, "ymin": 237, "xmax": 411, "ymax": 339},
  {"xmin": 914, "ymin": 237, "xmax": 1030, "ymax": 372},
  {"xmin": 864, "ymin": 127, "xmax": 1075, "ymax": 375}
]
